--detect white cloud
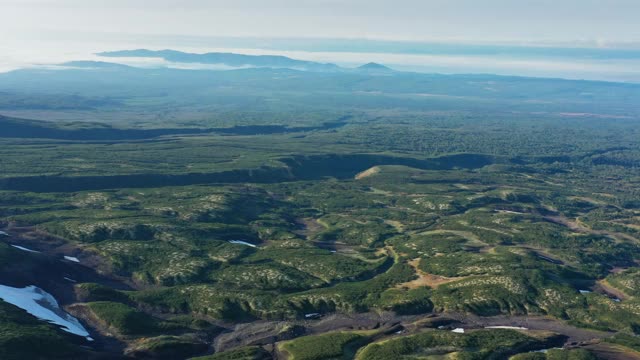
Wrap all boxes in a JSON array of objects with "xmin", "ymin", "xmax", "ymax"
[{"xmin": 1, "ymin": 0, "xmax": 639, "ymax": 81}]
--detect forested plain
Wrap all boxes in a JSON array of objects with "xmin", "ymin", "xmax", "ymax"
[{"xmin": 0, "ymin": 59, "xmax": 639, "ymax": 359}]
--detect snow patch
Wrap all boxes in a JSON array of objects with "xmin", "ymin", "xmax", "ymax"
[
  {"xmin": 11, "ymin": 245, "xmax": 40, "ymax": 253},
  {"xmin": 228, "ymin": 240, "xmax": 257, "ymax": 248},
  {"xmin": 533, "ymin": 347, "xmax": 563, "ymax": 353},
  {"xmin": 485, "ymin": 326, "xmax": 528, "ymax": 330},
  {"xmin": 0, "ymin": 284, "xmax": 92, "ymax": 340}
]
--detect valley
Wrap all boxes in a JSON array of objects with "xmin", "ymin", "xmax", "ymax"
[{"xmin": 0, "ymin": 51, "xmax": 639, "ymax": 359}]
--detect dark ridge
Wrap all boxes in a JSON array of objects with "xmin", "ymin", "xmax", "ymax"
[
  {"xmin": 0, "ymin": 115, "xmax": 210, "ymax": 140},
  {"xmin": 358, "ymin": 62, "xmax": 393, "ymax": 72},
  {"xmin": 0, "ymin": 167, "xmax": 294, "ymax": 193},
  {"xmin": 280, "ymin": 153, "xmax": 497, "ymax": 180},
  {"xmin": 61, "ymin": 61, "xmax": 134, "ymax": 69},
  {"xmin": 0, "ymin": 153, "xmax": 498, "ymax": 192},
  {"xmin": 0, "ymin": 92, "xmax": 121, "ymax": 110},
  {"xmin": 98, "ymin": 49, "xmax": 341, "ymax": 71},
  {"xmin": 0, "ymin": 115, "xmax": 350, "ymax": 140}
]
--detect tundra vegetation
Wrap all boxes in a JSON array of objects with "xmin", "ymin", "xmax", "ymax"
[{"xmin": 0, "ymin": 55, "xmax": 639, "ymax": 358}]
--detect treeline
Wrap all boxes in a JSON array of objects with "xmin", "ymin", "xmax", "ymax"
[
  {"xmin": 0, "ymin": 115, "xmax": 349, "ymax": 140},
  {"xmin": 0, "ymin": 91, "xmax": 119, "ymax": 110},
  {"xmin": 0, "ymin": 153, "xmax": 498, "ymax": 192}
]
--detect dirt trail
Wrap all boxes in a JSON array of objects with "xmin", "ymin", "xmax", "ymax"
[{"xmin": 544, "ymin": 215, "xmax": 639, "ymax": 243}]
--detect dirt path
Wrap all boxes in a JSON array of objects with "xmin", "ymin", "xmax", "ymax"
[{"xmin": 544, "ymin": 215, "xmax": 639, "ymax": 243}]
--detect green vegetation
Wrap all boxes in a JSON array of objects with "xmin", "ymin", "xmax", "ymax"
[
  {"xmin": 356, "ymin": 329, "xmax": 563, "ymax": 360},
  {"xmin": 0, "ymin": 301, "xmax": 83, "ymax": 360},
  {"xmin": 74, "ymin": 283, "xmax": 131, "ymax": 303},
  {"xmin": 190, "ymin": 346, "xmax": 270, "ymax": 360},
  {"xmin": 87, "ymin": 301, "xmax": 165, "ymax": 335},
  {"xmin": 1, "ymin": 58, "xmax": 640, "ymax": 358},
  {"xmin": 280, "ymin": 331, "xmax": 370, "ymax": 360},
  {"xmin": 125, "ymin": 335, "xmax": 208, "ymax": 359},
  {"xmin": 605, "ymin": 333, "xmax": 640, "ymax": 352},
  {"xmin": 606, "ymin": 269, "xmax": 640, "ymax": 297},
  {"xmin": 511, "ymin": 349, "xmax": 597, "ymax": 360}
]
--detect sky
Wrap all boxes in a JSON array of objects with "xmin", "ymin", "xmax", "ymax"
[
  {"xmin": 1, "ymin": 0, "xmax": 640, "ymax": 81},
  {"xmin": 2, "ymin": 0, "xmax": 640, "ymax": 44}
]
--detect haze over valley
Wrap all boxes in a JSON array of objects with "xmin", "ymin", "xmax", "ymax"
[{"xmin": 1, "ymin": 1, "xmax": 640, "ymax": 360}]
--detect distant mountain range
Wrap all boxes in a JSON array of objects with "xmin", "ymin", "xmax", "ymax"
[
  {"xmin": 98, "ymin": 49, "xmax": 344, "ymax": 72},
  {"xmin": 357, "ymin": 62, "xmax": 394, "ymax": 73},
  {"xmin": 62, "ymin": 61, "xmax": 133, "ymax": 69}
]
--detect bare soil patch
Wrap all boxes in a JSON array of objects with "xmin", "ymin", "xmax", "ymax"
[
  {"xmin": 294, "ymin": 218, "xmax": 325, "ymax": 239},
  {"xmin": 596, "ymin": 280, "xmax": 629, "ymax": 301},
  {"xmin": 396, "ymin": 258, "xmax": 466, "ymax": 289},
  {"xmin": 355, "ymin": 166, "xmax": 381, "ymax": 180}
]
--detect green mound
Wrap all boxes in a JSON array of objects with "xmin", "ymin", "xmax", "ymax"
[
  {"xmin": 280, "ymin": 331, "xmax": 370, "ymax": 360},
  {"xmin": 190, "ymin": 346, "xmax": 270, "ymax": 360},
  {"xmin": 0, "ymin": 301, "xmax": 84, "ymax": 360},
  {"xmin": 357, "ymin": 329, "xmax": 562, "ymax": 360}
]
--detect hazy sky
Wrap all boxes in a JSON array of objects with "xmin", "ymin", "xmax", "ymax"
[
  {"xmin": 1, "ymin": 0, "xmax": 640, "ymax": 82},
  {"xmin": 1, "ymin": 0, "xmax": 640, "ymax": 44}
]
